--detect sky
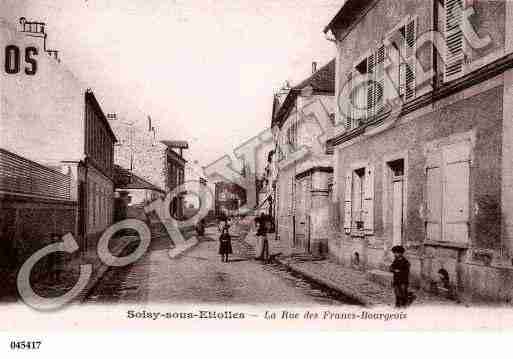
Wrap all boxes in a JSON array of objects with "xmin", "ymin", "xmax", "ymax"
[{"xmin": 2, "ymin": 0, "xmax": 340, "ymax": 166}]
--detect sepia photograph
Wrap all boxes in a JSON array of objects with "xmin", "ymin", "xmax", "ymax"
[{"xmin": 1, "ymin": 0, "xmax": 513, "ymax": 346}]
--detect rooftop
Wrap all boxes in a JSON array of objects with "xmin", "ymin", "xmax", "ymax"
[
  {"xmin": 114, "ymin": 165, "xmax": 165, "ymax": 193},
  {"xmin": 271, "ymin": 58, "xmax": 336, "ymax": 129}
]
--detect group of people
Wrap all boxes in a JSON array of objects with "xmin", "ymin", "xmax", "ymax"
[
  {"xmin": 216, "ymin": 212, "xmax": 272, "ymax": 263},
  {"xmin": 210, "ymin": 213, "xmax": 438, "ymax": 308}
]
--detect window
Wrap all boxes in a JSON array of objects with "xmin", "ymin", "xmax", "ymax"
[
  {"xmin": 345, "ymin": 18, "xmax": 417, "ymax": 131},
  {"xmin": 397, "ymin": 20, "xmax": 417, "ymax": 101},
  {"xmin": 343, "ymin": 166, "xmax": 374, "ymax": 234},
  {"xmin": 349, "ymin": 49, "xmax": 386, "ymax": 125},
  {"xmin": 286, "ymin": 120, "xmax": 298, "ymax": 153},
  {"xmin": 352, "ymin": 168, "xmax": 366, "ymax": 230}
]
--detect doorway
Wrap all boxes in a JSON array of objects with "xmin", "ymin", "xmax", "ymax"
[{"xmin": 387, "ymin": 159, "xmax": 405, "ymax": 246}]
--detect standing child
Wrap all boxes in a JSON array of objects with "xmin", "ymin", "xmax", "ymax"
[
  {"xmin": 390, "ymin": 245, "xmax": 411, "ymax": 308},
  {"xmin": 218, "ymin": 219, "xmax": 232, "ymax": 262}
]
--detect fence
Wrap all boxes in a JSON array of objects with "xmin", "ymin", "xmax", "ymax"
[{"xmin": 0, "ymin": 148, "xmax": 72, "ymax": 200}]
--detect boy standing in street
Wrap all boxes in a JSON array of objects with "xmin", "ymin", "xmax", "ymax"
[{"xmin": 390, "ymin": 245, "xmax": 411, "ymax": 308}]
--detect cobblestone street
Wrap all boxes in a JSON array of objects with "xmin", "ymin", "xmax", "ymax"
[{"xmin": 85, "ymin": 227, "xmax": 358, "ymax": 305}]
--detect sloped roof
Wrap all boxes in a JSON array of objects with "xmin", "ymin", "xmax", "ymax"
[
  {"xmin": 293, "ymin": 59, "xmax": 336, "ymax": 93},
  {"xmin": 324, "ymin": 0, "xmax": 373, "ymax": 34},
  {"xmin": 85, "ymin": 90, "xmax": 117, "ymax": 142},
  {"xmin": 271, "ymin": 58, "xmax": 336, "ymax": 129},
  {"xmin": 114, "ymin": 165, "xmax": 165, "ymax": 193}
]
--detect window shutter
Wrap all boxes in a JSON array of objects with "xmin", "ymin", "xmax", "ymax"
[
  {"xmin": 444, "ymin": 0, "xmax": 465, "ymax": 82},
  {"xmin": 426, "ymin": 150, "xmax": 443, "ymax": 242},
  {"xmin": 367, "ymin": 53, "xmax": 375, "ymax": 119},
  {"xmin": 405, "ymin": 19, "xmax": 416, "ymax": 100},
  {"xmin": 375, "ymin": 45, "xmax": 386, "ymax": 113},
  {"xmin": 363, "ymin": 166, "xmax": 374, "ymax": 233},
  {"xmin": 343, "ymin": 172, "xmax": 353, "ymax": 234},
  {"xmin": 442, "ymin": 141, "xmax": 471, "ymax": 243}
]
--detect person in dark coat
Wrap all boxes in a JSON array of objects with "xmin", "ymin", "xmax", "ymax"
[
  {"xmin": 218, "ymin": 220, "xmax": 232, "ymax": 262},
  {"xmin": 254, "ymin": 212, "xmax": 269, "ymax": 262},
  {"xmin": 390, "ymin": 245, "xmax": 411, "ymax": 308}
]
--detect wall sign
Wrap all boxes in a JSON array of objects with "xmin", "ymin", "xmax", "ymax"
[{"xmin": 4, "ymin": 45, "xmax": 38, "ymax": 75}]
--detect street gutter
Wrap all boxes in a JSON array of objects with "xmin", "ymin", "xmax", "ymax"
[{"xmin": 273, "ymin": 256, "xmax": 370, "ymax": 307}]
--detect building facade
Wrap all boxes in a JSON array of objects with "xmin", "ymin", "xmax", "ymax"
[
  {"xmin": 215, "ymin": 181, "xmax": 247, "ymax": 217},
  {"xmin": 0, "ymin": 18, "xmax": 116, "ymax": 249},
  {"xmin": 82, "ymin": 91, "xmax": 116, "ymax": 244},
  {"xmin": 109, "ymin": 117, "xmax": 187, "ymax": 220},
  {"xmin": 270, "ymin": 60, "xmax": 336, "ymax": 256},
  {"xmin": 325, "ymin": 0, "xmax": 513, "ymax": 300}
]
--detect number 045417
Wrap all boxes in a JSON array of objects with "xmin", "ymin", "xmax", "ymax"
[{"xmin": 10, "ymin": 341, "xmax": 41, "ymax": 350}]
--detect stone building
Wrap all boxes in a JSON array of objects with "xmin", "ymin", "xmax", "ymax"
[
  {"xmin": 0, "ymin": 18, "xmax": 116, "ymax": 249},
  {"xmin": 271, "ymin": 60, "xmax": 336, "ymax": 256},
  {"xmin": 215, "ymin": 181, "xmax": 247, "ymax": 217},
  {"xmin": 325, "ymin": 0, "xmax": 513, "ymax": 301},
  {"xmin": 108, "ymin": 116, "xmax": 187, "ymax": 219}
]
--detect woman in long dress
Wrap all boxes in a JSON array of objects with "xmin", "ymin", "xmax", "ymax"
[
  {"xmin": 218, "ymin": 219, "xmax": 232, "ymax": 262},
  {"xmin": 254, "ymin": 213, "xmax": 269, "ymax": 261}
]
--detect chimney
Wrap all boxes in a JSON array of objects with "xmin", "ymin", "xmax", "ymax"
[
  {"xmin": 148, "ymin": 116, "xmax": 152, "ymax": 132},
  {"xmin": 312, "ymin": 61, "xmax": 317, "ymax": 74}
]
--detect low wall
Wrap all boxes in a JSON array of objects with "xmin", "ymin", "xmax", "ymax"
[
  {"xmin": 0, "ymin": 193, "xmax": 77, "ymax": 300},
  {"xmin": 328, "ymin": 236, "xmax": 513, "ymax": 302}
]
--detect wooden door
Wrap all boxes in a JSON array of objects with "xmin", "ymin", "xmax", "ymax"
[
  {"xmin": 294, "ymin": 179, "xmax": 306, "ymax": 249},
  {"xmin": 392, "ymin": 175, "xmax": 404, "ymax": 246}
]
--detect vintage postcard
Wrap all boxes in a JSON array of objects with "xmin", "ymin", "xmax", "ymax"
[{"xmin": 1, "ymin": 0, "xmax": 513, "ymax": 343}]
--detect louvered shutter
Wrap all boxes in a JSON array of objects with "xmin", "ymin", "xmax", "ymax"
[
  {"xmin": 343, "ymin": 172, "xmax": 353, "ymax": 234},
  {"xmin": 444, "ymin": 0, "xmax": 465, "ymax": 82},
  {"xmin": 367, "ymin": 53, "xmax": 375, "ymax": 119},
  {"xmin": 375, "ymin": 45, "xmax": 386, "ymax": 113},
  {"xmin": 363, "ymin": 166, "xmax": 374, "ymax": 233},
  {"xmin": 405, "ymin": 19, "xmax": 416, "ymax": 100}
]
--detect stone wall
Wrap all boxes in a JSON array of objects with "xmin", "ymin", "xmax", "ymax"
[
  {"xmin": 330, "ymin": 80, "xmax": 509, "ymax": 300},
  {"xmin": 109, "ymin": 119, "xmax": 167, "ymax": 191}
]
